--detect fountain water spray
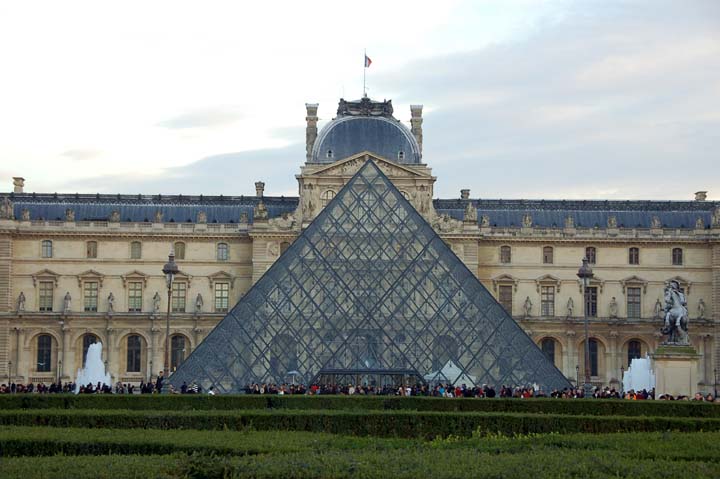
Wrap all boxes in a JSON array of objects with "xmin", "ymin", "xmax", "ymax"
[{"xmin": 74, "ymin": 342, "xmax": 111, "ymax": 393}]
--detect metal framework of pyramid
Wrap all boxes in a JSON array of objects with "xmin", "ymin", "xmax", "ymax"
[{"xmin": 169, "ymin": 159, "xmax": 571, "ymax": 393}]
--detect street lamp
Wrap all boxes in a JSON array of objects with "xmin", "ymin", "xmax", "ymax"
[
  {"xmin": 575, "ymin": 364, "xmax": 579, "ymax": 387},
  {"xmin": 620, "ymin": 365, "xmax": 625, "ymax": 393},
  {"xmin": 577, "ymin": 257, "xmax": 594, "ymax": 399},
  {"xmin": 162, "ymin": 249, "xmax": 179, "ymax": 393},
  {"xmin": 714, "ymin": 368, "xmax": 718, "ymax": 399}
]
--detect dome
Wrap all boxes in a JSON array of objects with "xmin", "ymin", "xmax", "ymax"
[{"xmin": 310, "ymin": 98, "xmax": 421, "ymax": 164}]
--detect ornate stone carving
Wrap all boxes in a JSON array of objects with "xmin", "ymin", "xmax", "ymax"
[
  {"xmin": 239, "ymin": 212, "xmax": 249, "ymax": 224},
  {"xmin": 480, "ymin": 215, "xmax": 490, "ymax": 227},
  {"xmin": 523, "ymin": 296, "xmax": 533, "ymax": 317},
  {"xmin": 152, "ymin": 292, "xmax": 161, "ymax": 314},
  {"xmin": 267, "ymin": 242, "xmax": 280, "ymax": 258},
  {"xmin": 463, "ymin": 202, "xmax": 477, "ymax": 223},
  {"xmin": 197, "ymin": 210, "xmax": 207, "ymax": 224},
  {"xmin": 269, "ymin": 212, "xmax": 294, "ymax": 230},
  {"xmin": 0, "ymin": 196, "xmax": 13, "ymax": 220},
  {"xmin": 607, "ymin": 215, "xmax": 618, "ymax": 228},
  {"xmin": 415, "ymin": 184, "xmax": 432, "ymax": 215},
  {"xmin": 566, "ymin": 297, "xmax": 574, "ymax": 317},
  {"xmin": 21, "ymin": 208, "xmax": 30, "ymax": 221},
  {"xmin": 254, "ymin": 201, "xmax": 268, "ymax": 220},
  {"xmin": 63, "ymin": 292, "xmax": 72, "ymax": 314},
  {"xmin": 608, "ymin": 297, "xmax": 618, "ymax": 318},
  {"xmin": 65, "ymin": 208, "xmax": 75, "ymax": 222},
  {"xmin": 195, "ymin": 293, "xmax": 203, "ymax": 315},
  {"xmin": 336, "ymin": 97, "xmax": 393, "ymax": 117},
  {"xmin": 712, "ymin": 207, "xmax": 720, "ymax": 228},
  {"xmin": 16, "ymin": 292, "xmax": 25, "ymax": 314},
  {"xmin": 154, "ymin": 210, "xmax": 163, "ymax": 223},
  {"xmin": 695, "ymin": 217, "xmax": 705, "ymax": 229},
  {"xmin": 653, "ymin": 298, "xmax": 663, "ymax": 319},
  {"xmin": 697, "ymin": 298, "xmax": 706, "ymax": 320},
  {"xmin": 522, "ymin": 213, "xmax": 532, "ymax": 228},
  {"xmin": 651, "ymin": 215, "xmax": 662, "ymax": 229},
  {"xmin": 564, "ymin": 215, "xmax": 575, "ymax": 228},
  {"xmin": 432, "ymin": 213, "xmax": 462, "ymax": 233},
  {"xmin": 109, "ymin": 210, "xmax": 120, "ymax": 222},
  {"xmin": 301, "ymin": 183, "xmax": 318, "ymax": 218}
]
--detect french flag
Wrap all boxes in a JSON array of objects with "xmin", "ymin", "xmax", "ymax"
[{"xmin": 364, "ymin": 54, "xmax": 372, "ymax": 68}]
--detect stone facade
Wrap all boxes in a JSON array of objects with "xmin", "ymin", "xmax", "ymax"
[{"xmin": 0, "ymin": 98, "xmax": 718, "ymax": 392}]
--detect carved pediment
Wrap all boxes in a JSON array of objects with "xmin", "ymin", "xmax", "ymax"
[
  {"xmin": 309, "ymin": 153, "xmax": 428, "ymax": 178},
  {"xmin": 667, "ymin": 275, "xmax": 692, "ymax": 294},
  {"xmin": 32, "ymin": 269, "xmax": 60, "ymax": 287},
  {"xmin": 535, "ymin": 274, "xmax": 562, "ymax": 293},
  {"xmin": 492, "ymin": 274, "xmax": 519, "ymax": 292},
  {"xmin": 77, "ymin": 269, "xmax": 105, "ymax": 288},
  {"xmin": 122, "ymin": 270, "xmax": 149, "ymax": 288},
  {"xmin": 174, "ymin": 270, "xmax": 193, "ymax": 288},
  {"xmin": 208, "ymin": 271, "xmax": 235, "ymax": 289},
  {"xmin": 620, "ymin": 275, "xmax": 648, "ymax": 294}
]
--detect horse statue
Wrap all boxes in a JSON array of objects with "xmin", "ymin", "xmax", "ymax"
[{"xmin": 660, "ymin": 280, "xmax": 689, "ymax": 345}]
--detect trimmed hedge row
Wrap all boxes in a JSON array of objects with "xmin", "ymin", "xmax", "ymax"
[
  {"xmin": 1, "ymin": 394, "xmax": 719, "ymax": 417},
  {"xmin": 2, "ymin": 408, "xmax": 720, "ymax": 438}
]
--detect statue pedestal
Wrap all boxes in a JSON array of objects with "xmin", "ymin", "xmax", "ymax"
[{"xmin": 652, "ymin": 345, "xmax": 701, "ymax": 399}]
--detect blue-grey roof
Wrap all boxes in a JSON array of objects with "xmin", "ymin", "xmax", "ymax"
[
  {"xmin": 311, "ymin": 116, "xmax": 421, "ymax": 164},
  {"xmin": 6, "ymin": 193, "xmax": 298, "ymax": 224},
  {"xmin": 435, "ymin": 199, "xmax": 718, "ymax": 229}
]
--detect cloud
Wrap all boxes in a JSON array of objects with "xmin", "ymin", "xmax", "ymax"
[
  {"xmin": 156, "ymin": 106, "xmax": 244, "ymax": 130},
  {"xmin": 61, "ymin": 149, "xmax": 103, "ymax": 161}
]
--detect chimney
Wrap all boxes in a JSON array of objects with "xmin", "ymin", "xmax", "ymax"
[
  {"xmin": 410, "ymin": 105, "xmax": 423, "ymax": 159},
  {"xmin": 305, "ymin": 103, "xmax": 319, "ymax": 162},
  {"xmin": 13, "ymin": 177, "xmax": 24, "ymax": 193},
  {"xmin": 255, "ymin": 181, "xmax": 265, "ymax": 197},
  {"xmin": 695, "ymin": 191, "xmax": 707, "ymax": 201},
  {"xmin": 460, "ymin": 189, "xmax": 470, "ymax": 200}
]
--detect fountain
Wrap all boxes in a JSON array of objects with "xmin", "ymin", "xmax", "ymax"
[
  {"xmin": 622, "ymin": 355, "xmax": 655, "ymax": 394},
  {"xmin": 74, "ymin": 342, "xmax": 111, "ymax": 393}
]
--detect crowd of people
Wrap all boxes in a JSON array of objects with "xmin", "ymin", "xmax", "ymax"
[{"xmin": 0, "ymin": 380, "xmax": 716, "ymax": 402}]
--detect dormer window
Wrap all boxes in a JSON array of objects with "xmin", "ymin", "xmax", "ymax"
[
  {"xmin": 326, "ymin": 149, "xmax": 333, "ymax": 159},
  {"xmin": 398, "ymin": 151, "xmax": 405, "ymax": 161}
]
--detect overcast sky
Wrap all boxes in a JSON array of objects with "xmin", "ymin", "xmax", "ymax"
[{"xmin": 0, "ymin": 0, "xmax": 718, "ymax": 200}]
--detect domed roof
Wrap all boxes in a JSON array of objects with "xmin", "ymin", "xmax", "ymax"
[{"xmin": 310, "ymin": 98, "xmax": 421, "ymax": 164}]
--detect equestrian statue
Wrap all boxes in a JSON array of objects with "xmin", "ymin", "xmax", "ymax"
[{"xmin": 660, "ymin": 280, "xmax": 690, "ymax": 345}]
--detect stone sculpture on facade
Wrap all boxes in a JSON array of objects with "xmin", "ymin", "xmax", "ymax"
[
  {"xmin": 269, "ymin": 212, "xmax": 294, "ymax": 230},
  {"xmin": 16, "ymin": 292, "xmax": 25, "ymax": 314},
  {"xmin": 21, "ymin": 208, "xmax": 30, "ymax": 221},
  {"xmin": 697, "ymin": 298, "xmax": 706, "ymax": 320},
  {"xmin": 523, "ymin": 296, "xmax": 533, "ymax": 317},
  {"xmin": 239, "ymin": 212, "xmax": 249, "ymax": 224},
  {"xmin": 195, "ymin": 293, "xmax": 203, "ymax": 315},
  {"xmin": 651, "ymin": 216, "xmax": 662, "ymax": 229},
  {"xmin": 660, "ymin": 280, "xmax": 690, "ymax": 345},
  {"xmin": 480, "ymin": 215, "xmax": 490, "ymax": 227},
  {"xmin": 152, "ymin": 292, "xmax": 161, "ymax": 314},
  {"xmin": 564, "ymin": 215, "xmax": 575, "ymax": 229},
  {"xmin": 566, "ymin": 297, "xmax": 574, "ymax": 317},
  {"xmin": 653, "ymin": 298, "xmax": 663, "ymax": 319},
  {"xmin": 63, "ymin": 292, "xmax": 72, "ymax": 314},
  {"xmin": 607, "ymin": 215, "xmax": 618, "ymax": 228},
  {"xmin": 463, "ymin": 201, "xmax": 477, "ymax": 223},
  {"xmin": 254, "ymin": 201, "xmax": 268, "ymax": 220},
  {"xmin": 609, "ymin": 297, "xmax": 618, "ymax": 318},
  {"xmin": 0, "ymin": 196, "xmax": 14, "ymax": 219},
  {"xmin": 522, "ymin": 214, "xmax": 532, "ymax": 228},
  {"xmin": 154, "ymin": 210, "xmax": 163, "ymax": 223},
  {"xmin": 712, "ymin": 207, "xmax": 720, "ymax": 228},
  {"xmin": 65, "ymin": 208, "xmax": 75, "ymax": 222},
  {"xmin": 432, "ymin": 213, "xmax": 462, "ymax": 233},
  {"xmin": 107, "ymin": 292, "xmax": 115, "ymax": 315},
  {"xmin": 696, "ymin": 217, "xmax": 705, "ymax": 229},
  {"xmin": 197, "ymin": 210, "xmax": 207, "ymax": 224},
  {"xmin": 109, "ymin": 210, "xmax": 120, "ymax": 222}
]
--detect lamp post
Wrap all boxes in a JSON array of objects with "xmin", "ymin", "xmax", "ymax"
[
  {"xmin": 7, "ymin": 360, "xmax": 11, "ymax": 387},
  {"xmin": 577, "ymin": 257, "xmax": 594, "ymax": 399},
  {"xmin": 575, "ymin": 364, "xmax": 579, "ymax": 387},
  {"xmin": 620, "ymin": 365, "xmax": 625, "ymax": 393},
  {"xmin": 162, "ymin": 249, "xmax": 179, "ymax": 393},
  {"xmin": 714, "ymin": 368, "xmax": 718, "ymax": 399}
]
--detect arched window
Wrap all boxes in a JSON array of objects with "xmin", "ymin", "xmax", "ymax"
[
  {"xmin": 170, "ymin": 335, "xmax": 187, "ymax": 371},
  {"xmin": 37, "ymin": 334, "xmax": 52, "ymax": 372},
  {"xmin": 541, "ymin": 338, "xmax": 556, "ymax": 366},
  {"xmin": 629, "ymin": 247, "xmax": 639, "ymax": 265},
  {"xmin": 585, "ymin": 246, "xmax": 596, "ymax": 264},
  {"xmin": 397, "ymin": 151, "xmax": 405, "ymax": 161},
  {"xmin": 174, "ymin": 242, "xmax": 186, "ymax": 260},
  {"xmin": 217, "ymin": 243, "xmax": 229, "ymax": 261},
  {"xmin": 86, "ymin": 241, "xmax": 98, "ymax": 259},
  {"xmin": 126, "ymin": 335, "xmax": 142, "ymax": 373},
  {"xmin": 589, "ymin": 338, "xmax": 599, "ymax": 377},
  {"xmin": 627, "ymin": 340, "xmax": 642, "ymax": 367},
  {"xmin": 82, "ymin": 334, "xmax": 98, "ymax": 367},
  {"xmin": 543, "ymin": 246, "xmax": 554, "ymax": 264},
  {"xmin": 321, "ymin": 190, "xmax": 335, "ymax": 207},
  {"xmin": 41, "ymin": 240, "xmax": 53, "ymax": 258},
  {"xmin": 130, "ymin": 241, "xmax": 142, "ymax": 259},
  {"xmin": 500, "ymin": 246, "xmax": 511, "ymax": 264},
  {"xmin": 672, "ymin": 248, "xmax": 683, "ymax": 266}
]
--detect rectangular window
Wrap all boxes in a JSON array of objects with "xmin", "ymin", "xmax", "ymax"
[
  {"xmin": 86, "ymin": 241, "xmax": 97, "ymax": 258},
  {"xmin": 541, "ymin": 286, "xmax": 555, "ymax": 316},
  {"xmin": 41, "ymin": 240, "xmax": 53, "ymax": 258},
  {"xmin": 83, "ymin": 282, "xmax": 98, "ymax": 312},
  {"xmin": 171, "ymin": 282, "xmax": 187, "ymax": 313},
  {"xmin": 128, "ymin": 282, "xmax": 143, "ymax": 312},
  {"xmin": 498, "ymin": 285, "xmax": 513, "ymax": 314},
  {"xmin": 39, "ymin": 281, "xmax": 54, "ymax": 312},
  {"xmin": 626, "ymin": 287, "xmax": 641, "ymax": 319},
  {"xmin": 130, "ymin": 242, "xmax": 142, "ymax": 259},
  {"xmin": 214, "ymin": 282, "xmax": 230, "ymax": 312},
  {"xmin": 629, "ymin": 247, "xmax": 639, "ymax": 265},
  {"xmin": 585, "ymin": 286, "xmax": 598, "ymax": 317}
]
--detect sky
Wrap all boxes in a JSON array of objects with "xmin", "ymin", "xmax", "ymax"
[{"xmin": 0, "ymin": 0, "xmax": 718, "ymax": 200}]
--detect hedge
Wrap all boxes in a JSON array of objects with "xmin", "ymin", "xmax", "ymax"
[
  {"xmin": 1, "ymin": 394, "xmax": 718, "ymax": 418},
  {"xmin": 2, "ymin": 408, "xmax": 720, "ymax": 437}
]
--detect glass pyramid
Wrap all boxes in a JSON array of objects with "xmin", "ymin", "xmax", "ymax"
[{"xmin": 169, "ymin": 159, "xmax": 571, "ymax": 393}]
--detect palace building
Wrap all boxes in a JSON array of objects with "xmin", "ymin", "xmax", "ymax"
[{"xmin": 0, "ymin": 96, "xmax": 718, "ymax": 391}]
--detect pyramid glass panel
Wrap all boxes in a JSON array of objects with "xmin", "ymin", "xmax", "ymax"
[{"xmin": 170, "ymin": 159, "xmax": 571, "ymax": 393}]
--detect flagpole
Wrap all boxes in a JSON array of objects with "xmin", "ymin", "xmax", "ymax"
[{"xmin": 363, "ymin": 49, "xmax": 367, "ymax": 97}]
